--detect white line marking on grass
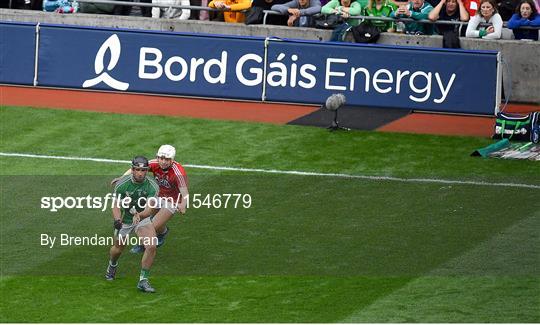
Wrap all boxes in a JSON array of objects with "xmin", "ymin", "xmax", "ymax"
[
  {"xmin": 1, "ymin": 152, "xmax": 539, "ymax": 189},
  {"xmin": 0, "ymin": 152, "xmax": 129, "ymax": 164}
]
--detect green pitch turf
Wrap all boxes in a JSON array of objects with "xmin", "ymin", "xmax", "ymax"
[{"xmin": 0, "ymin": 105, "xmax": 539, "ymax": 322}]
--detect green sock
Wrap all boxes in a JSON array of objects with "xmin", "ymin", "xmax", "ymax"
[{"xmin": 139, "ymin": 268, "xmax": 150, "ymax": 281}]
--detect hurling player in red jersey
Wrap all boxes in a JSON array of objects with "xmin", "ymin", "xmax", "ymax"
[{"xmin": 112, "ymin": 144, "xmax": 189, "ymax": 252}]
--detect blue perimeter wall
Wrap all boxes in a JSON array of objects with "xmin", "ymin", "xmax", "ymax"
[{"xmin": 0, "ymin": 21, "xmax": 500, "ymax": 115}]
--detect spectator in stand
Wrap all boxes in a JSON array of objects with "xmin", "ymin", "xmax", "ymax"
[
  {"xmin": 79, "ymin": 1, "xmax": 117, "ymax": 14},
  {"xmin": 362, "ymin": 0, "xmax": 397, "ymax": 31},
  {"xmin": 152, "ymin": 0, "xmax": 191, "ymax": 19},
  {"xmin": 465, "ymin": 0, "xmax": 503, "ymax": 38},
  {"xmin": 43, "ymin": 0, "xmax": 77, "ymax": 12},
  {"xmin": 322, "ymin": 0, "xmax": 363, "ymax": 41},
  {"xmin": 460, "ymin": 0, "xmax": 480, "ymax": 15},
  {"xmin": 507, "ymin": 0, "xmax": 540, "ymax": 40},
  {"xmin": 113, "ymin": 0, "xmax": 153, "ymax": 16},
  {"xmin": 245, "ymin": 0, "xmax": 289, "ymax": 25},
  {"xmin": 271, "ymin": 0, "xmax": 322, "ymax": 27},
  {"xmin": 189, "ymin": 0, "xmax": 209, "ymax": 20},
  {"xmin": 496, "ymin": 0, "xmax": 519, "ymax": 19},
  {"xmin": 429, "ymin": 0, "xmax": 469, "ymax": 32},
  {"xmin": 208, "ymin": 0, "xmax": 251, "ymax": 22},
  {"xmin": 4, "ymin": 0, "xmax": 42, "ymax": 9},
  {"xmin": 391, "ymin": 0, "xmax": 434, "ymax": 34},
  {"xmin": 355, "ymin": 0, "xmax": 369, "ymax": 9},
  {"xmin": 392, "ymin": 0, "xmax": 408, "ymax": 31},
  {"xmin": 321, "ymin": 0, "xmax": 363, "ymax": 25}
]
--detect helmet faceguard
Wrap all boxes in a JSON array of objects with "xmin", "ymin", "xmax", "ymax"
[
  {"xmin": 131, "ymin": 155, "xmax": 149, "ymax": 183},
  {"xmin": 131, "ymin": 156, "xmax": 150, "ymax": 169}
]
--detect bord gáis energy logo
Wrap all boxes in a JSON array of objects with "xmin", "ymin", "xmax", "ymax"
[{"xmin": 83, "ymin": 34, "xmax": 129, "ymax": 91}]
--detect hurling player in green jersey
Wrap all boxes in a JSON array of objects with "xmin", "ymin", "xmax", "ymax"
[{"xmin": 105, "ymin": 156, "xmax": 161, "ymax": 293}]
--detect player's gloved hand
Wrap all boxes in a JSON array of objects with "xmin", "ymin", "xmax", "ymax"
[{"xmin": 114, "ymin": 219, "xmax": 123, "ymax": 230}]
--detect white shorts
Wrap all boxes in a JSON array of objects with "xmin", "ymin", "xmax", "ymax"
[{"xmin": 115, "ymin": 216, "xmax": 153, "ymax": 238}]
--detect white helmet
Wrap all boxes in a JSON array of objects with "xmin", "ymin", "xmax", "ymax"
[{"xmin": 156, "ymin": 144, "xmax": 176, "ymax": 159}]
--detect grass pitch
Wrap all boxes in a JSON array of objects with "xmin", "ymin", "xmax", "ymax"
[{"xmin": 0, "ymin": 105, "xmax": 539, "ymax": 322}]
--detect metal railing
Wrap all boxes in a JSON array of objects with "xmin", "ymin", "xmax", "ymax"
[
  {"xmin": 262, "ymin": 9, "xmax": 540, "ymax": 31},
  {"xmin": 263, "ymin": 10, "xmax": 468, "ymax": 26},
  {"xmin": 75, "ymin": 0, "xmax": 225, "ymax": 13},
  {"xmin": 7, "ymin": 0, "xmax": 540, "ymax": 33},
  {"xmin": 6, "ymin": 0, "xmax": 228, "ymax": 14},
  {"xmin": 262, "ymin": 11, "xmax": 471, "ymax": 34}
]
